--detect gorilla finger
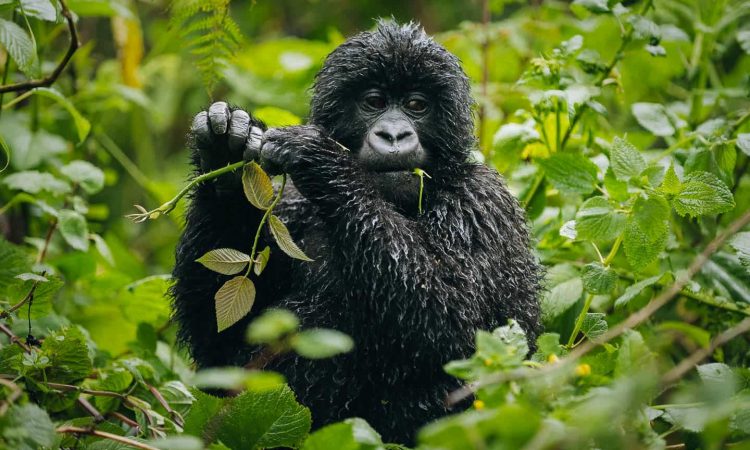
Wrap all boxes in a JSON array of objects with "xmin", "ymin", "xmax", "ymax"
[
  {"xmin": 228, "ymin": 110, "xmax": 251, "ymax": 152},
  {"xmin": 243, "ymin": 126, "xmax": 264, "ymax": 162},
  {"xmin": 191, "ymin": 111, "xmax": 212, "ymax": 148},
  {"xmin": 259, "ymin": 140, "xmax": 285, "ymax": 175},
  {"xmin": 208, "ymin": 102, "xmax": 231, "ymax": 135}
]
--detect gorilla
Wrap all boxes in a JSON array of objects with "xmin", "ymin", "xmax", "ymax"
[{"xmin": 172, "ymin": 21, "xmax": 542, "ymax": 444}]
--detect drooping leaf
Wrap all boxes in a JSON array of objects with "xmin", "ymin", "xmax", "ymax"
[
  {"xmin": 60, "ymin": 160, "xmax": 105, "ymax": 194},
  {"xmin": 0, "ymin": 17, "xmax": 38, "ymax": 76},
  {"xmin": 196, "ymin": 248, "xmax": 250, "ymax": 275},
  {"xmin": 292, "ymin": 328, "xmax": 354, "ymax": 359},
  {"xmin": 631, "ymin": 103, "xmax": 675, "ymax": 137},
  {"xmin": 672, "ymin": 171, "xmax": 735, "ymax": 217},
  {"xmin": 537, "ymin": 152, "xmax": 598, "ymax": 195},
  {"xmin": 610, "ymin": 136, "xmax": 647, "ymax": 181},
  {"xmin": 575, "ymin": 196, "xmax": 626, "ymax": 242},
  {"xmin": 215, "ymin": 276, "xmax": 256, "ymax": 332},
  {"xmin": 269, "ymin": 214, "xmax": 313, "ymax": 261},
  {"xmin": 614, "ymin": 274, "xmax": 668, "ymax": 308},
  {"xmin": 242, "ymin": 161, "xmax": 274, "ymax": 210},
  {"xmin": 581, "ymin": 262, "xmax": 617, "ymax": 294},
  {"xmin": 58, "ymin": 209, "xmax": 90, "ymax": 251}
]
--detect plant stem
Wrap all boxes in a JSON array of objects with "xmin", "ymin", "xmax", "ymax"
[
  {"xmin": 567, "ymin": 293, "xmax": 594, "ymax": 348},
  {"xmin": 57, "ymin": 426, "xmax": 159, "ymax": 450},
  {"xmin": 603, "ymin": 234, "xmax": 623, "ymax": 266},
  {"xmin": 245, "ymin": 174, "xmax": 287, "ymax": 277}
]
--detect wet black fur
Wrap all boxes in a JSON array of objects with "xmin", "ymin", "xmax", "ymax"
[{"xmin": 171, "ymin": 21, "xmax": 542, "ymax": 444}]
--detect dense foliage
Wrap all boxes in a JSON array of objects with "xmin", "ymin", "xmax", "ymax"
[{"xmin": 1, "ymin": 0, "xmax": 750, "ymax": 449}]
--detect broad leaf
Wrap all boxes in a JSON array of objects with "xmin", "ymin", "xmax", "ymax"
[
  {"xmin": 572, "ymin": 0, "xmax": 609, "ymax": 13},
  {"xmin": 60, "ymin": 160, "xmax": 105, "ymax": 194},
  {"xmin": 246, "ymin": 308, "xmax": 300, "ymax": 344},
  {"xmin": 537, "ymin": 152, "xmax": 598, "ymax": 195},
  {"xmin": 631, "ymin": 103, "xmax": 675, "ymax": 136},
  {"xmin": 581, "ymin": 313, "xmax": 608, "ymax": 340},
  {"xmin": 1, "ymin": 404, "xmax": 56, "ymax": 450},
  {"xmin": 215, "ymin": 276, "xmax": 255, "ymax": 332},
  {"xmin": 624, "ymin": 195, "xmax": 669, "ymax": 272},
  {"xmin": 58, "ymin": 209, "xmax": 90, "ymax": 251},
  {"xmin": 243, "ymin": 161, "xmax": 274, "ymax": 210},
  {"xmin": 303, "ymin": 418, "xmax": 383, "ymax": 450},
  {"xmin": 610, "ymin": 136, "xmax": 646, "ymax": 181},
  {"xmin": 737, "ymin": 134, "xmax": 750, "ymax": 156},
  {"xmin": 41, "ymin": 326, "xmax": 93, "ymax": 383},
  {"xmin": 269, "ymin": 214, "xmax": 313, "ymax": 261},
  {"xmin": 672, "ymin": 171, "xmax": 735, "ymax": 217},
  {"xmin": 3, "ymin": 170, "xmax": 71, "ymax": 195},
  {"xmin": 581, "ymin": 262, "xmax": 617, "ymax": 294},
  {"xmin": 541, "ymin": 276, "xmax": 583, "ymax": 323},
  {"xmin": 0, "ymin": 17, "xmax": 38, "ymax": 76},
  {"xmin": 197, "ymin": 248, "xmax": 250, "ymax": 275},
  {"xmin": 575, "ymin": 196, "xmax": 625, "ymax": 242},
  {"xmin": 20, "ymin": 0, "xmax": 59, "ymax": 22},
  {"xmin": 292, "ymin": 328, "xmax": 354, "ymax": 359}
]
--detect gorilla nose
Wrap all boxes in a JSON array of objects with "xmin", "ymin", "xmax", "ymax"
[{"xmin": 368, "ymin": 121, "xmax": 419, "ymax": 155}]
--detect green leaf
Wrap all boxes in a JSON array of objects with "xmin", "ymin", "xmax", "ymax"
[
  {"xmin": 269, "ymin": 214, "xmax": 313, "ymax": 261},
  {"xmin": 730, "ymin": 232, "xmax": 750, "ymax": 269},
  {"xmin": 242, "ymin": 161, "xmax": 274, "ymax": 210},
  {"xmin": 631, "ymin": 103, "xmax": 675, "ymax": 136},
  {"xmin": 0, "ymin": 17, "xmax": 38, "ymax": 76},
  {"xmin": 29, "ymin": 88, "xmax": 91, "ymax": 142},
  {"xmin": 537, "ymin": 152, "xmax": 598, "ymax": 195},
  {"xmin": 303, "ymin": 418, "xmax": 383, "ymax": 450},
  {"xmin": 196, "ymin": 248, "xmax": 250, "ymax": 275},
  {"xmin": 610, "ymin": 136, "xmax": 647, "ymax": 181},
  {"xmin": 660, "ymin": 164, "xmax": 682, "ymax": 195},
  {"xmin": 3, "ymin": 170, "xmax": 71, "ymax": 194},
  {"xmin": 737, "ymin": 134, "xmax": 750, "ymax": 156},
  {"xmin": 58, "ymin": 209, "xmax": 90, "ymax": 251},
  {"xmin": 214, "ymin": 385, "xmax": 312, "ymax": 450},
  {"xmin": 672, "ymin": 171, "xmax": 735, "ymax": 217},
  {"xmin": 215, "ymin": 276, "xmax": 255, "ymax": 332},
  {"xmin": 0, "ymin": 238, "xmax": 31, "ymax": 294},
  {"xmin": 184, "ymin": 389, "xmax": 226, "ymax": 438},
  {"xmin": 60, "ymin": 160, "xmax": 105, "ymax": 194},
  {"xmin": 604, "ymin": 167, "xmax": 629, "ymax": 201},
  {"xmin": 254, "ymin": 246, "xmax": 270, "ymax": 276},
  {"xmin": 0, "ymin": 404, "xmax": 57, "ymax": 450},
  {"xmin": 572, "ymin": 0, "xmax": 609, "ymax": 13},
  {"xmin": 0, "ymin": 134, "xmax": 9, "ymax": 172},
  {"xmin": 541, "ymin": 276, "xmax": 583, "ymax": 322},
  {"xmin": 581, "ymin": 313, "xmax": 608, "ymax": 340},
  {"xmin": 738, "ymin": 30, "xmax": 750, "ymax": 54},
  {"xmin": 41, "ymin": 326, "xmax": 93, "ymax": 383},
  {"xmin": 90, "ymin": 233, "xmax": 114, "ymax": 265},
  {"xmin": 8, "ymin": 274, "xmax": 63, "ymax": 319},
  {"xmin": 292, "ymin": 328, "xmax": 354, "ymax": 359},
  {"xmin": 148, "ymin": 436, "xmax": 204, "ymax": 450},
  {"xmin": 624, "ymin": 195, "xmax": 669, "ymax": 272},
  {"xmin": 581, "ymin": 262, "xmax": 617, "ymax": 294},
  {"xmin": 253, "ymin": 106, "xmax": 302, "ymax": 127},
  {"xmin": 246, "ymin": 308, "xmax": 300, "ymax": 344},
  {"xmin": 614, "ymin": 274, "xmax": 666, "ymax": 308},
  {"xmin": 575, "ymin": 196, "xmax": 626, "ymax": 242},
  {"xmin": 192, "ymin": 367, "xmax": 255, "ymax": 390},
  {"xmin": 492, "ymin": 120, "xmax": 540, "ymax": 156},
  {"xmin": 20, "ymin": 0, "xmax": 59, "ymax": 22}
]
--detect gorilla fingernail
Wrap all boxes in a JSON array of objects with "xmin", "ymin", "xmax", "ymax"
[{"xmin": 208, "ymin": 102, "xmax": 230, "ymax": 135}]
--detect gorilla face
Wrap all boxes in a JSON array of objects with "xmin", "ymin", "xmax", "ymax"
[{"xmin": 308, "ymin": 21, "xmax": 476, "ymax": 210}]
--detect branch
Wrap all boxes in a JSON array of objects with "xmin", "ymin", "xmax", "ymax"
[
  {"xmin": 0, "ymin": 322, "xmax": 31, "ymax": 352},
  {"xmin": 56, "ymin": 426, "xmax": 158, "ymax": 450},
  {"xmin": 446, "ymin": 208, "xmax": 750, "ymax": 405},
  {"xmin": 661, "ymin": 316, "xmax": 750, "ymax": 385}
]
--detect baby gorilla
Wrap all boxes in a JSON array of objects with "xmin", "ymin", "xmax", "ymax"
[{"xmin": 172, "ymin": 21, "xmax": 542, "ymax": 444}]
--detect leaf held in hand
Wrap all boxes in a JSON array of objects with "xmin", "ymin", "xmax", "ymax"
[
  {"xmin": 269, "ymin": 214, "xmax": 313, "ymax": 262},
  {"xmin": 215, "ymin": 276, "xmax": 256, "ymax": 332},
  {"xmin": 243, "ymin": 161, "xmax": 274, "ymax": 210},
  {"xmin": 197, "ymin": 248, "xmax": 251, "ymax": 275}
]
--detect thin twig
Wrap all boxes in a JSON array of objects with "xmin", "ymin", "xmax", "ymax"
[
  {"xmin": 147, "ymin": 384, "xmax": 184, "ymax": 428},
  {"xmin": 77, "ymin": 397, "xmax": 105, "ymax": 422},
  {"xmin": 56, "ymin": 426, "xmax": 158, "ymax": 450},
  {"xmin": 0, "ymin": 322, "xmax": 31, "ymax": 352},
  {"xmin": 109, "ymin": 411, "xmax": 140, "ymax": 431},
  {"xmin": 0, "ymin": 378, "xmax": 22, "ymax": 415},
  {"xmin": 446, "ymin": 209, "xmax": 750, "ymax": 405},
  {"xmin": 661, "ymin": 316, "xmax": 750, "ymax": 385},
  {"xmin": 0, "ymin": 0, "xmax": 80, "ymax": 94}
]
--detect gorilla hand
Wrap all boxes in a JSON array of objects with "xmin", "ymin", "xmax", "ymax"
[
  {"xmin": 259, "ymin": 126, "xmax": 335, "ymax": 176},
  {"xmin": 191, "ymin": 102, "xmax": 264, "ymax": 190}
]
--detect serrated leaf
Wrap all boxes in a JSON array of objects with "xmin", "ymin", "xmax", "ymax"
[
  {"xmin": 575, "ymin": 196, "xmax": 626, "ymax": 242},
  {"xmin": 0, "ymin": 17, "xmax": 38, "ymax": 76},
  {"xmin": 738, "ymin": 134, "xmax": 750, "ymax": 156},
  {"xmin": 292, "ymin": 328, "xmax": 354, "ymax": 359},
  {"xmin": 672, "ymin": 171, "xmax": 735, "ymax": 217},
  {"xmin": 58, "ymin": 209, "xmax": 89, "ymax": 251},
  {"xmin": 197, "ymin": 248, "xmax": 250, "ymax": 275},
  {"xmin": 614, "ymin": 274, "xmax": 666, "ymax": 308},
  {"xmin": 2, "ymin": 404, "xmax": 56, "ymax": 450},
  {"xmin": 41, "ymin": 326, "xmax": 93, "ymax": 383},
  {"xmin": 581, "ymin": 313, "xmax": 608, "ymax": 340},
  {"xmin": 215, "ymin": 276, "xmax": 255, "ymax": 332},
  {"xmin": 610, "ymin": 136, "xmax": 647, "ymax": 181},
  {"xmin": 581, "ymin": 262, "xmax": 617, "ymax": 294},
  {"xmin": 60, "ymin": 160, "xmax": 105, "ymax": 194},
  {"xmin": 242, "ymin": 161, "xmax": 274, "ymax": 210},
  {"xmin": 269, "ymin": 214, "xmax": 313, "ymax": 262},
  {"xmin": 660, "ymin": 164, "xmax": 682, "ymax": 195},
  {"xmin": 537, "ymin": 152, "xmax": 598, "ymax": 195},
  {"xmin": 624, "ymin": 195, "xmax": 669, "ymax": 271},
  {"xmin": 29, "ymin": 88, "xmax": 90, "ymax": 142},
  {"xmin": 254, "ymin": 246, "xmax": 270, "ymax": 276},
  {"xmin": 3, "ymin": 170, "xmax": 71, "ymax": 194}
]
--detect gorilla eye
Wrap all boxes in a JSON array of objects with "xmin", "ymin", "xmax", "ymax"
[
  {"xmin": 405, "ymin": 98, "xmax": 427, "ymax": 113},
  {"xmin": 364, "ymin": 93, "xmax": 387, "ymax": 110}
]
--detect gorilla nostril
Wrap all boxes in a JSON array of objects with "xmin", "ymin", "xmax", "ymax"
[
  {"xmin": 396, "ymin": 130, "xmax": 413, "ymax": 141},
  {"xmin": 375, "ymin": 130, "xmax": 394, "ymax": 143}
]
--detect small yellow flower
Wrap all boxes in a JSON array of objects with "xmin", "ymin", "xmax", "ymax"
[
  {"xmin": 473, "ymin": 400, "xmax": 485, "ymax": 410},
  {"xmin": 575, "ymin": 363, "xmax": 592, "ymax": 377},
  {"xmin": 483, "ymin": 358, "xmax": 493, "ymax": 366},
  {"xmin": 547, "ymin": 354, "xmax": 559, "ymax": 363}
]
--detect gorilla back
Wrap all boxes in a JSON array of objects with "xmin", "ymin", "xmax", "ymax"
[{"xmin": 171, "ymin": 20, "xmax": 542, "ymax": 444}]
